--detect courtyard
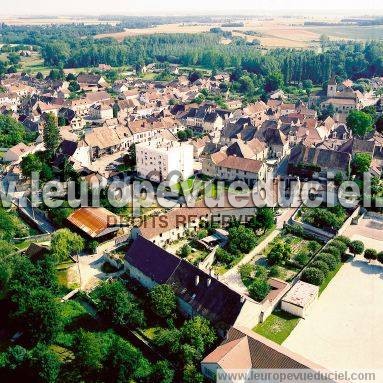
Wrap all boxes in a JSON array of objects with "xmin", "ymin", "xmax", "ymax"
[{"xmin": 283, "ymin": 216, "xmax": 383, "ymax": 370}]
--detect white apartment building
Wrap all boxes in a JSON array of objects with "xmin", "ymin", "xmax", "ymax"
[{"xmin": 136, "ymin": 139, "xmax": 194, "ymax": 185}]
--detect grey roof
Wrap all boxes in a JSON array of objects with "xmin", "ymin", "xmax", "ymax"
[
  {"xmin": 125, "ymin": 237, "xmax": 246, "ymax": 328},
  {"xmin": 289, "ymin": 144, "xmax": 351, "ymax": 172},
  {"xmin": 125, "ymin": 237, "xmax": 181, "ymax": 284},
  {"xmin": 339, "ymin": 138, "xmax": 375, "ymax": 155}
]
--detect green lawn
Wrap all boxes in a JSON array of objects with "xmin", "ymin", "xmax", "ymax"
[{"xmin": 254, "ymin": 310, "xmax": 300, "ymax": 345}]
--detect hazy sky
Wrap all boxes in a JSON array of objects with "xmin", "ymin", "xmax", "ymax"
[{"xmin": 2, "ymin": 0, "xmax": 383, "ymax": 16}]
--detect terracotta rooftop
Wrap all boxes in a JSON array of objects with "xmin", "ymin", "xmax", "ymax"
[
  {"xmin": 202, "ymin": 326, "xmax": 326, "ymax": 372},
  {"xmin": 67, "ymin": 207, "xmax": 119, "ymax": 238}
]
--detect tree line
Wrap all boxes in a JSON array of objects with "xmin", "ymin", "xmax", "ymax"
[{"xmin": 1, "ymin": 23, "xmax": 383, "ymax": 84}]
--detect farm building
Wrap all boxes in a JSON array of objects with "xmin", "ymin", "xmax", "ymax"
[{"xmin": 67, "ymin": 207, "xmax": 120, "ymax": 240}]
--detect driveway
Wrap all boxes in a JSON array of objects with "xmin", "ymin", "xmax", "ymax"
[{"xmin": 283, "ymin": 253, "xmax": 383, "ymax": 370}]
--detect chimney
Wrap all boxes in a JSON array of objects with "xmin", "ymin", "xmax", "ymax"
[
  {"xmin": 195, "ymin": 275, "xmax": 200, "ymax": 286},
  {"xmin": 240, "ymin": 296, "xmax": 246, "ymax": 303}
]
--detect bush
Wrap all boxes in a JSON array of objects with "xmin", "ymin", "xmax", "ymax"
[
  {"xmin": 378, "ymin": 252, "xmax": 383, "ymax": 265},
  {"xmin": 301, "ymin": 267, "xmax": 325, "ymax": 286},
  {"xmin": 239, "ymin": 264, "xmax": 255, "ymax": 285},
  {"xmin": 294, "ymin": 251, "xmax": 309, "ymax": 266},
  {"xmin": 284, "ymin": 224, "xmax": 304, "ymax": 237},
  {"xmin": 310, "ymin": 260, "xmax": 330, "ymax": 276},
  {"xmin": 335, "ymin": 236, "xmax": 351, "ymax": 247},
  {"xmin": 330, "ymin": 240, "xmax": 348, "ymax": 255},
  {"xmin": 87, "ymin": 240, "xmax": 98, "ymax": 254},
  {"xmin": 268, "ymin": 266, "xmax": 280, "ymax": 278},
  {"xmin": 178, "ymin": 244, "xmax": 191, "ymax": 258},
  {"xmin": 325, "ymin": 246, "xmax": 341, "ymax": 262},
  {"xmin": 248, "ymin": 278, "xmax": 270, "ymax": 302},
  {"xmin": 307, "ymin": 241, "xmax": 321, "ymax": 253},
  {"xmin": 266, "ymin": 241, "xmax": 291, "ymax": 266},
  {"xmin": 364, "ymin": 248, "xmax": 378, "ymax": 262},
  {"xmin": 215, "ymin": 247, "xmax": 236, "ymax": 266},
  {"xmin": 315, "ymin": 254, "xmax": 338, "ymax": 271}
]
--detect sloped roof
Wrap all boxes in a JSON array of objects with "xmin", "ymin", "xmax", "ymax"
[
  {"xmin": 125, "ymin": 237, "xmax": 246, "ymax": 327},
  {"xmin": 125, "ymin": 236, "xmax": 182, "ymax": 284},
  {"xmin": 289, "ymin": 144, "xmax": 351, "ymax": 172},
  {"xmin": 84, "ymin": 127, "xmax": 121, "ymax": 149},
  {"xmin": 67, "ymin": 207, "xmax": 119, "ymax": 238},
  {"xmin": 217, "ymin": 156, "xmax": 264, "ymax": 173},
  {"xmin": 203, "ymin": 326, "xmax": 325, "ymax": 371}
]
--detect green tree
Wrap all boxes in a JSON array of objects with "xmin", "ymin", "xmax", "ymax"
[
  {"xmin": 20, "ymin": 153, "xmax": 42, "ymax": 178},
  {"xmin": 72, "ymin": 330, "xmax": 104, "ymax": 379},
  {"xmin": 178, "ymin": 243, "xmax": 191, "ymax": 258},
  {"xmin": 183, "ymin": 363, "xmax": 204, "ymax": 383},
  {"xmin": 0, "ymin": 114, "xmax": 27, "ymax": 147},
  {"xmin": 43, "ymin": 113, "xmax": 60, "ymax": 158},
  {"xmin": 151, "ymin": 360, "xmax": 174, "ymax": 383},
  {"xmin": 346, "ymin": 109, "xmax": 373, "ymax": 138},
  {"xmin": 68, "ymin": 80, "xmax": 80, "ymax": 93},
  {"xmin": 248, "ymin": 277, "xmax": 270, "ymax": 302},
  {"xmin": 301, "ymin": 267, "xmax": 325, "ymax": 286},
  {"xmin": 315, "ymin": 253, "xmax": 338, "ymax": 270},
  {"xmin": 228, "ymin": 225, "xmax": 257, "ymax": 254},
  {"xmin": 349, "ymin": 240, "xmax": 364, "ymax": 256},
  {"xmin": 7, "ymin": 52, "xmax": 21, "ymax": 66},
  {"xmin": 177, "ymin": 130, "xmax": 188, "ymax": 141},
  {"xmin": 153, "ymin": 327, "xmax": 181, "ymax": 354},
  {"xmin": 92, "ymin": 280, "xmax": 145, "ymax": 328},
  {"xmin": 264, "ymin": 71, "xmax": 284, "ymax": 93},
  {"xmin": 361, "ymin": 105, "xmax": 377, "ymax": 122},
  {"xmin": 352, "ymin": 153, "xmax": 372, "ymax": 176},
  {"xmin": 251, "ymin": 207, "xmax": 275, "ymax": 233},
  {"xmin": 181, "ymin": 316, "xmax": 216, "ymax": 356},
  {"xmin": 48, "ymin": 201, "xmax": 74, "ymax": 226},
  {"xmin": 377, "ymin": 252, "xmax": 383, "ymax": 265},
  {"xmin": 14, "ymin": 288, "xmax": 61, "ymax": 344},
  {"xmin": 303, "ymin": 79, "xmax": 313, "ymax": 95},
  {"xmin": 29, "ymin": 343, "xmax": 61, "ymax": 383},
  {"xmin": 148, "ymin": 284, "xmax": 177, "ymax": 318},
  {"xmin": 105, "ymin": 336, "xmax": 151, "ymax": 382},
  {"xmin": 267, "ymin": 241, "xmax": 291, "ymax": 266},
  {"xmin": 50, "ymin": 228, "xmax": 84, "ymax": 263},
  {"xmin": 295, "ymin": 251, "xmax": 309, "ymax": 266},
  {"xmin": 311, "ymin": 260, "xmax": 330, "ymax": 277},
  {"xmin": 364, "ymin": 248, "xmax": 377, "ymax": 263}
]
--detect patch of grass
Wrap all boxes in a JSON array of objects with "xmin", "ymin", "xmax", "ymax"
[
  {"xmin": 319, "ymin": 262, "xmax": 343, "ymax": 295},
  {"xmin": 142, "ymin": 327, "xmax": 160, "ymax": 341},
  {"xmin": 57, "ymin": 269, "xmax": 69, "ymax": 288},
  {"xmin": 254, "ymin": 310, "xmax": 300, "ymax": 345},
  {"xmin": 60, "ymin": 300, "xmax": 88, "ymax": 326}
]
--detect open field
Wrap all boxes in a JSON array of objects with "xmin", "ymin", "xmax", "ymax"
[
  {"xmin": 0, "ymin": 16, "xmax": 117, "ymax": 26},
  {"xmin": 2, "ymin": 15, "xmax": 383, "ymax": 52},
  {"xmin": 96, "ymin": 22, "xmax": 218, "ymax": 41},
  {"xmin": 95, "ymin": 16, "xmax": 383, "ymax": 49},
  {"xmin": 304, "ymin": 25, "xmax": 383, "ymax": 40}
]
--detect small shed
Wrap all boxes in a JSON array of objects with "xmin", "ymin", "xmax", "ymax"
[{"xmin": 281, "ymin": 281, "xmax": 319, "ymax": 318}]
